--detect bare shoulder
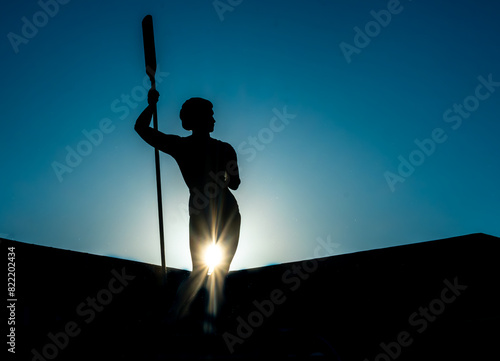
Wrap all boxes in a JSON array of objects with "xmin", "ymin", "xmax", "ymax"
[{"xmin": 212, "ymin": 138, "xmax": 236, "ymax": 152}]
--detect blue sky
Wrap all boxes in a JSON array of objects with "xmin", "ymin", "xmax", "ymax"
[{"xmin": 1, "ymin": 0, "xmax": 499, "ymax": 270}]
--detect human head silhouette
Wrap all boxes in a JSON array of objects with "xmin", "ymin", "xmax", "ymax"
[{"xmin": 180, "ymin": 97, "xmax": 215, "ymax": 133}]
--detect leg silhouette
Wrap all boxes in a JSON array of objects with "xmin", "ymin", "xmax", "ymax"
[{"xmin": 168, "ymin": 209, "xmax": 240, "ymax": 327}]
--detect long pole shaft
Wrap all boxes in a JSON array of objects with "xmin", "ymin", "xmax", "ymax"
[
  {"xmin": 151, "ymin": 81, "xmax": 166, "ymax": 275},
  {"xmin": 142, "ymin": 15, "xmax": 165, "ymax": 277}
]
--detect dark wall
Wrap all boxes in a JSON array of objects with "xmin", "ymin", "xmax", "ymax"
[{"xmin": 2, "ymin": 233, "xmax": 498, "ymax": 360}]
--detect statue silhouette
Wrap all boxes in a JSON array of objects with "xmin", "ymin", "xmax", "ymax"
[{"xmin": 135, "ymin": 89, "xmax": 241, "ymax": 328}]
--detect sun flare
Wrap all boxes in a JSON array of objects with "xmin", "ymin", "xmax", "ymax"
[{"xmin": 204, "ymin": 242, "xmax": 222, "ymax": 275}]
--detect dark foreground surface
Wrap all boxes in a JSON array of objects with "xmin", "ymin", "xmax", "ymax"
[{"xmin": 2, "ymin": 233, "xmax": 499, "ymax": 360}]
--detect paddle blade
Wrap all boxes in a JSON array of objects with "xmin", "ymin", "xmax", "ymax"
[{"xmin": 142, "ymin": 15, "xmax": 156, "ymax": 80}]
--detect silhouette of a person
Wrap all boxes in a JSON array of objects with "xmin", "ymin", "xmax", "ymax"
[{"xmin": 135, "ymin": 89, "xmax": 241, "ymax": 322}]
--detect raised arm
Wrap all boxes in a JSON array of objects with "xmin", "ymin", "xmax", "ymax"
[
  {"xmin": 134, "ymin": 90, "xmax": 180, "ymax": 154},
  {"xmin": 134, "ymin": 89, "xmax": 160, "ymax": 145}
]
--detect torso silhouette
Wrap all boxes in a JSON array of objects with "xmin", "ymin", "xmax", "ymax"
[{"xmin": 137, "ymin": 131, "xmax": 240, "ymax": 216}]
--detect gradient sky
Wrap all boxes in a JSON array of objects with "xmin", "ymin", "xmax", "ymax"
[{"xmin": 1, "ymin": 0, "xmax": 499, "ymax": 270}]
